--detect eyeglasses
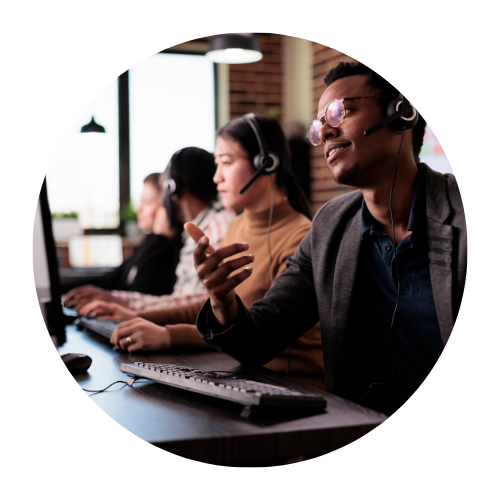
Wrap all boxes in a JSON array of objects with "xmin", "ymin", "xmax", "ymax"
[{"xmin": 306, "ymin": 96, "xmax": 379, "ymax": 146}]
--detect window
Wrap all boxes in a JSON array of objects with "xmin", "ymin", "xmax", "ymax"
[
  {"xmin": 46, "ymin": 52, "xmax": 216, "ymax": 233},
  {"xmin": 46, "ymin": 80, "xmax": 120, "ymax": 228},
  {"xmin": 419, "ymin": 125, "xmax": 453, "ymax": 175},
  {"xmin": 129, "ymin": 53, "xmax": 215, "ymax": 205}
]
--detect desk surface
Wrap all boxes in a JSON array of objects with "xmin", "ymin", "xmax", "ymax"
[{"xmin": 62, "ymin": 325, "xmax": 387, "ymax": 466}]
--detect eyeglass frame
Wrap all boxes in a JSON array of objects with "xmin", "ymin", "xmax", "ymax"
[{"xmin": 306, "ymin": 96, "xmax": 380, "ymax": 146}]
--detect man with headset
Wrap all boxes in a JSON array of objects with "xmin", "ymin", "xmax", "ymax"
[{"xmin": 194, "ymin": 62, "xmax": 467, "ymax": 416}]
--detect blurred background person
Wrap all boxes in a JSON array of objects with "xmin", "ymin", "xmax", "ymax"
[
  {"xmin": 63, "ymin": 173, "xmax": 181, "ymax": 300},
  {"xmin": 69, "ymin": 147, "xmax": 236, "ymax": 310}
]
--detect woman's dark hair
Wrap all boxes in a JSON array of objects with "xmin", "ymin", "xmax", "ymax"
[
  {"xmin": 143, "ymin": 172, "xmax": 161, "ymax": 192},
  {"xmin": 217, "ymin": 114, "xmax": 311, "ymax": 219},
  {"xmin": 324, "ymin": 62, "xmax": 427, "ymax": 160},
  {"xmin": 169, "ymin": 147, "xmax": 218, "ymax": 203}
]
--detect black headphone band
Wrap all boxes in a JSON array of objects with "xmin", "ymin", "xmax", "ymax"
[
  {"xmin": 243, "ymin": 113, "xmax": 280, "ymax": 173},
  {"xmin": 244, "ymin": 113, "xmax": 270, "ymax": 160},
  {"xmin": 239, "ymin": 113, "xmax": 280, "ymax": 194},
  {"xmin": 163, "ymin": 151, "xmax": 184, "ymax": 231}
]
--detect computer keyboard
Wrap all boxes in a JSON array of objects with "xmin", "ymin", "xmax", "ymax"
[
  {"xmin": 120, "ymin": 362, "xmax": 327, "ymax": 417},
  {"xmin": 76, "ymin": 317, "xmax": 120, "ymax": 339}
]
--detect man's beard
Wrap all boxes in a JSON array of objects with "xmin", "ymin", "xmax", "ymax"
[{"xmin": 332, "ymin": 162, "xmax": 360, "ymax": 186}]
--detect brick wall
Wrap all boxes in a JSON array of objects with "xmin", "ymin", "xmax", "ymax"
[
  {"xmin": 219, "ymin": 35, "xmax": 357, "ymax": 215},
  {"xmin": 228, "ymin": 33, "xmax": 283, "ymax": 123},
  {"xmin": 188, "ymin": 32, "xmax": 283, "ymax": 123},
  {"xmin": 226, "ymin": 36, "xmax": 357, "ymax": 215}
]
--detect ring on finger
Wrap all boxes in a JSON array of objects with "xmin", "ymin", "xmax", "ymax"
[{"xmin": 126, "ymin": 336, "xmax": 132, "ymax": 345}]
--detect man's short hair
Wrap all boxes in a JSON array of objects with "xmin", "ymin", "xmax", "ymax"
[{"xmin": 324, "ymin": 62, "xmax": 426, "ymax": 160}]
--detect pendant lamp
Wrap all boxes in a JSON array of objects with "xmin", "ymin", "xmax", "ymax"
[
  {"xmin": 81, "ymin": 116, "xmax": 106, "ymax": 133},
  {"xmin": 206, "ymin": 33, "xmax": 263, "ymax": 64}
]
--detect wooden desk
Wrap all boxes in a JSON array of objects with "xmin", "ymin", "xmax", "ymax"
[{"xmin": 62, "ymin": 325, "xmax": 387, "ymax": 466}]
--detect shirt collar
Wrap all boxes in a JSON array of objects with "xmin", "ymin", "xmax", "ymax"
[{"xmin": 360, "ymin": 163, "xmax": 426, "ymax": 238}]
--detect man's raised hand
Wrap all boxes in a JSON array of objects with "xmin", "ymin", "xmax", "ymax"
[{"xmin": 186, "ymin": 223, "xmax": 254, "ymax": 327}]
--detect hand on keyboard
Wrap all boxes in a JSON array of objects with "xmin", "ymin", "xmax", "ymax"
[
  {"xmin": 64, "ymin": 285, "xmax": 120, "ymax": 310},
  {"xmin": 79, "ymin": 300, "xmax": 138, "ymax": 321},
  {"xmin": 110, "ymin": 318, "xmax": 171, "ymax": 352}
]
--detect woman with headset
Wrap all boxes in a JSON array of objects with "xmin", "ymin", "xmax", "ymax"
[
  {"xmin": 63, "ymin": 173, "xmax": 181, "ymax": 301},
  {"xmin": 87, "ymin": 115, "xmax": 324, "ymax": 388}
]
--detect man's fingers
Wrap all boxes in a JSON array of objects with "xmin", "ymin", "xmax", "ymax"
[
  {"xmin": 193, "ymin": 238, "xmax": 250, "ymax": 269},
  {"xmin": 193, "ymin": 234, "xmax": 221, "ymax": 266},
  {"xmin": 184, "ymin": 223, "xmax": 216, "ymax": 254},
  {"xmin": 201, "ymin": 254, "xmax": 254, "ymax": 288},
  {"xmin": 184, "ymin": 222, "xmax": 204, "ymax": 240},
  {"xmin": 212, "ymin": 267, "xmax": 253, "ymax": 299}
]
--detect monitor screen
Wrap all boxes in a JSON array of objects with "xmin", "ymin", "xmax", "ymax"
[{"xmin": 33, "ymin": 179, "xmax": 66, "ymax": 347}]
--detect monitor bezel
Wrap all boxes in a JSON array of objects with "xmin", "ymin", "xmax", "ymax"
[{"xmin": 37, "ymin": 178, "xmax": 66, "ymax": 347}]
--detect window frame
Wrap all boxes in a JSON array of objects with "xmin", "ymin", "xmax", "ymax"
[{"xmin": 84, "ymin": 45, "xmax": 218, "ymax": 235}]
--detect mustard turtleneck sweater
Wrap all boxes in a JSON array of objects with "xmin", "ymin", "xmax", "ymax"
[{"xmin": 142, "ymin": 199, "xmax": 324, "ymax": 388}]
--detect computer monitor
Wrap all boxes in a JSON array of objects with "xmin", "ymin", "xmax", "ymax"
[{"xmin": 34, "ymin": 178, "xmax": 66, "ymax": 347}]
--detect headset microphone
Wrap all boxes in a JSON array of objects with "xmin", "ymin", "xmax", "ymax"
[
  {"xmin": 364, "ymin": 93, "xmax": 418, "ymax": 137},
  {"xmin": 239, "ymin": 162, "xmax": 270, "ymax": 195}
]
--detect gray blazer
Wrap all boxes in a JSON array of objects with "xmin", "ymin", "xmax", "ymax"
[{"xmin": 198, "ymin": 164, "xmax": 467, "ymax": 394}]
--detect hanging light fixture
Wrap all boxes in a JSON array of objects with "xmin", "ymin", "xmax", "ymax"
[
  {"xmin": 80, "ymin": 116, "xmax": 106, "ymax": 133},
  {"xmin": 206, "ymin": 33, "xmax": 263, "ymax": 64}
]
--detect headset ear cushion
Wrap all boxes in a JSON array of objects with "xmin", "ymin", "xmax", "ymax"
[
  {"xmin": 387, "ymin": 97, "xmax": 419, "ymax": 131},
  {"xmin": 253, "ymin": 153, "xmax": 279, "ymax": 173},
  {"xmin": 253, "ymin": 154, "xmax": 263, "ymax": 171}
]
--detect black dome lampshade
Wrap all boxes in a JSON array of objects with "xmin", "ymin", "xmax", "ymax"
[
  {"xmin": 206, "ymin": 33, "xmax": 263, "ymax": 64},
  {"xmin": 80, "ymin": 116, "xmax": 106, "ymax": 133}
]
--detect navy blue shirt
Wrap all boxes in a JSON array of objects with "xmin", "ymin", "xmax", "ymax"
[{"xmin": 353, "ymin": 164, "xmax": 443, "ymax": 415}]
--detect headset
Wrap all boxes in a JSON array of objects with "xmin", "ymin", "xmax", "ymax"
[
  {"xmin": 364, "ymin": 93, "xmax": 418, "ymax": 137},
  {"xmin": 237, "ymin": 113, "xmax": 296, "ymax": 373},
  {"xmin": 239, "ymin": 113, "xmax": 281, "ymax": 195},
  {"xmin": 162, "ymin": 150, "xmax": 183, "ymax": 232},
  {"xmin": 354, "ymin": 92, "xmax": 419, "ymax": 402}
]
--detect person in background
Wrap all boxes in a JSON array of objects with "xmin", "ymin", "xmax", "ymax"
[
  {"xmin": 70, "ymin": 147, "xmax": 236, "ymax": 311},
  {"xmin": 83, "ymin": 115, "xmax": 325, "ymax": 389},
  {"xmin": 63, "ymin": 173, "xmax": 181, "ymax": 301}
]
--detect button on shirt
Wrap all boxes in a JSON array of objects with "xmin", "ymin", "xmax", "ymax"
[{"xmin": 356, "ymin": 164, "xmax": 443, "ymax": 415}]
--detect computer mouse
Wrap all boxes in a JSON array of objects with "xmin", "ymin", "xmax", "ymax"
[{"xmin": 61, "ymin": 353, "xmax": 92, "ymax": 374}]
